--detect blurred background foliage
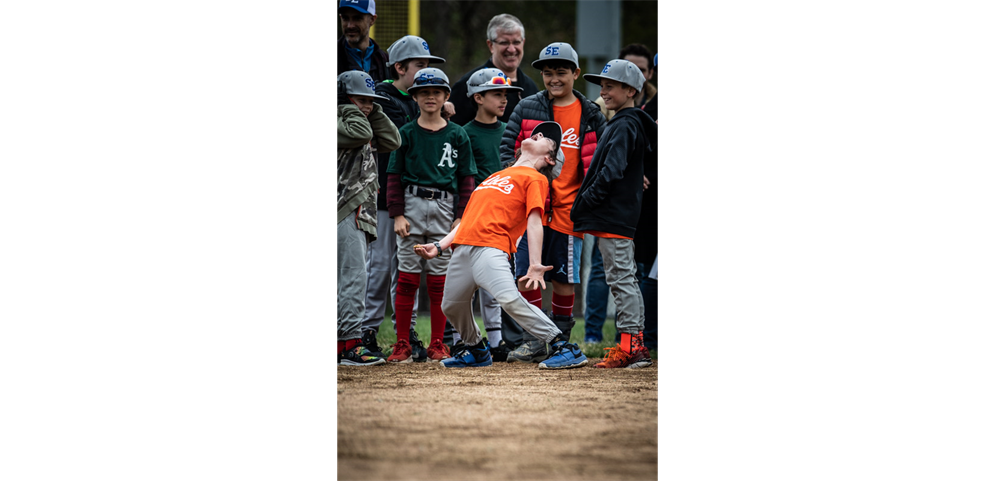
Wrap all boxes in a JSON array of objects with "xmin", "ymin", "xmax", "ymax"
[{"xmin": 344, "ymin": 0, "xmax": 659, "ymax": 89}]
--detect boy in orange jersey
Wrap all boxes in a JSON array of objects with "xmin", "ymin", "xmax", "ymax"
[
  {"xmin": 414, "ymin": 122, "xmax": 587, "ymax": 370},
  {"xmin": 500, "ymin": 42, "xmax": 606, "ymax": 362}
]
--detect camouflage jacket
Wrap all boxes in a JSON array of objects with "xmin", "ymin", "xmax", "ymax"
[{"xmin": 337, "ymin": 103, "xmax": 400, "ymax": 239}]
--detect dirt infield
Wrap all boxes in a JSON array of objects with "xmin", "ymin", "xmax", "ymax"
[{"xmin": 338, "ymin": 361, "xmax": 658, "ymax": 481}]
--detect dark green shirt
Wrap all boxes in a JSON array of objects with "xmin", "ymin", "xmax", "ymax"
[
  {"xmin": 463, "ymin": 119, "xmax": 506, "ymax": 184},
  {"xmin": 387, "ymin": 121, "xmax": 476, "ymax": 193}
]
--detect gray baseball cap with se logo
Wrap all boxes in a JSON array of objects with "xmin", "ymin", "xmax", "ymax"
[
  {"xmin": 583, "ymin": 59, "xmax": 646, "ymax": 92},
  {"xmin": 531, "ymin": 42, "xmax": 580, "ymax": 70},
  {"xmin": 338, "ymin": 70, "xmax": 389, "ymax": 100},
  {"xmin": 386, "ymin": 35, "xmax": 446, "ymax": 66}
]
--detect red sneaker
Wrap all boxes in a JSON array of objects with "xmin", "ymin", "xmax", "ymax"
[
  {"xmin": 387, "ymin": 339, "xmax": 413, "ymax": 363},
  {"xmin": 426, "ymin": 339, "xmax": 451, "ymax": 362}
]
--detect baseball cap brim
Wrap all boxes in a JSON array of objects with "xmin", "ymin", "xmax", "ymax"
[
  {"xmin": 339, "ymin": 6, "xmax": 372, "ymax": 15},
  {"xmin": 347, "ymin": 91, "xmax": 390, "ymax": 101},
  {"xmin": 467, "ymin": 84, "xmax": 524, "ymax": 97},
  {"xmin": 390, "ymin": 54, "xmax": 446, "ymax": 66},
  {"xmin": 408, "ymin": 84, "xmax": 451, "ymax": 94},
  {"xmin": 583, "ymin": 72, "xmax": 641, "ymax": 91}
]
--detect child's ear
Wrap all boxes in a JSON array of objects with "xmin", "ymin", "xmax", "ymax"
[
  {"xmin": 628, "ymin": 86, "xmax": 638, "ymax": 98},
  {"xmin": 572, "ymin": 69, "xmax": 581, "ymax": 80},
  {"xmin": 472, "ymin": 92, "xmax": 483, "ymax": 104}
]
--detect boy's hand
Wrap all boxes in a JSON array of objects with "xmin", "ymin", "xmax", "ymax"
[
  {"xmin": 394, "ymin": 215, "xmax": 410, "ymax": 237},
  {"xmin": 643, "ymin": 175, "xmax": 651, "ymax": 191},
  {"xmin": 518, "ymin": 264, "xmax": 553, "ymax": 291},
  {"xmin": 442, "ymin": 101, "xmax": 455, "ymax": 119},
  {"xmin": 413, "ymin": 243, "xmax": 438, "ymax": 260}
]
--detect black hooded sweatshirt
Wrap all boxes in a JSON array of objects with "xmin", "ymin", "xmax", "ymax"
[{"xmin": 570, "ymin": 107, "xmax": 657, "ymax": 239}]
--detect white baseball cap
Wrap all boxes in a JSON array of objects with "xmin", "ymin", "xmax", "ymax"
[
  {"xmin": 531, "ymin": 42, "xmax": 580, "ymax": 70},
  {"xmin": 465, "ymin": 68, "xmax": 523, "ymax": 97},
  {"xmin": 583, "ymin": 59, "xmax": 646, "ymax": 92}
]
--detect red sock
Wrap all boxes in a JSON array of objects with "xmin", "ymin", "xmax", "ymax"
[
  {"xmin": 395, "ymin": 271, "xmax": 420, "ymax": 343},
  {"xmin": 426, "ymin": 274, "xmax": 447, "ymax": 343},
  {"xmin": 551, "ymin": 292, "xmax": 574, "ymax": 317},
  {"xmin": 337, "ymin": 340, "xmax": 346, "ymax": 355},
  {"xmin": 621, "ymin": 332, "xmax": 633, "ymax": 353},
  {"xmin": 344, "ymin": 338, "xmax": 361, "ymax": 352},
  {"xmin": 520, "ymin": 286, "xmax": 542, "ymax": 310}
]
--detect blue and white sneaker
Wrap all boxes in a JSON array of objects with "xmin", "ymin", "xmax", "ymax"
[
  {"xmin": 538, "ymin": 341, "xmax": 589, "ymax": 370},
  {"xmin": 441, "ymin": 342, "xmax": 493, "ymax": 368}
]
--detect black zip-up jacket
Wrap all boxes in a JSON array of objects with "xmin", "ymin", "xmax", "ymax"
[
  {"xmin": 570, "ymin": 107, "xmax": 658, "ymax": 238},
  {"xmin": 371, "ymin": 81, "xmax": 420, "ymax": 210},
  {"xmin": 449, "ymin": 59, "xmax": 540, "ymax": 126},
  {"xmin": 337, "ymin": 35, "xmax": 391, "ymax": 83}
]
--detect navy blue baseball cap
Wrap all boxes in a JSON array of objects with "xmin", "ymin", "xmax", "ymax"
[{"xmin": 339, "ymin": 0, "xmax": 376, "ymax": 15}]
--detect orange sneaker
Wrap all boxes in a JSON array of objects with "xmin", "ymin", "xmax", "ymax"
[
  {"xmin": 594, "ymin": 333, "xmax": 652, "ymax": 369},
  {"xmin": 387, "ymin": 338, "xmax": 413, "ymax": 363},
  {"xmin": 426, "ymin": 338, "xmax": 451, "ymax": 362}
]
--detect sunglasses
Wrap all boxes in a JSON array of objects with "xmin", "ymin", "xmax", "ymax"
[
  {"xmin": 487, "ymin": 75, "xmax": 509, "ymax": 85},
  {"xmin": 414, "ymin": 76, "xmax": 448, "ymax": 86}
]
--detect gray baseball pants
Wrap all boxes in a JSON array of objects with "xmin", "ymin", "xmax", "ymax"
[
  {"xmin": 599, "ymin": 237, "xmax": 645, "ymax": 334},
  {"xmin": 442, "ymin": 245, "xmax": 560, "ymax": 347},
  {"xmin": 362, "ymin": 209, "xmax": 417, "ymax": 333},
  {"xmin": 338, "ymin": 215, "xmax": 367, "ymax": 341}
]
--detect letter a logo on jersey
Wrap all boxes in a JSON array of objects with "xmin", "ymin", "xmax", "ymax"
[{"xmin": 438, "ymin": 142, "xmax": 457, "ymax": 168}]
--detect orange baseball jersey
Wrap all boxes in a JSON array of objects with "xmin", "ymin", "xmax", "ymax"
[
  {"xmin": 453, "ymin": 166, "xmax": 548, "ymax": 256},
  {"xmin": 549, "ymin": 99, "xmax": 584, "ymax": 238}
]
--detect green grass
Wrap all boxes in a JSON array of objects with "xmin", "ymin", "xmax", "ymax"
[{"xmin": 374, "ymin": 315, "xmax": 657, "ymax": 360}]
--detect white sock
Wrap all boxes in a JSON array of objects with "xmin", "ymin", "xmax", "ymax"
[{"xmin": 486, "ymin": 329, "xmax": 502, "ymax": 347}]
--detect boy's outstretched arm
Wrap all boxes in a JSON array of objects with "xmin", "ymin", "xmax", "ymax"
[
  {"xmin": 413, "ymin": 224, "xmax": 460, "ymax": 260},
  {"xmin": 518, "ymin": 208, "xmax": 553, "ymax": 291},
  {"xmin": 366, "ymin": 103, "xmax": 401, "ymax": 152}
]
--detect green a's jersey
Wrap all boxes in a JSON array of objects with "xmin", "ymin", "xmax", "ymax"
[
  {"xmin": 387, "ymin": 121, "xmax": 477, "ymax": 193},
  {"xmin": 462, "ymin": 119, "xmax": 506, "ymax": 184}
]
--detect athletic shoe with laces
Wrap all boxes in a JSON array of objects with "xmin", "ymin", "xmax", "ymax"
[
  {"xmin": 441, "ymin": 341, "xmax": 492, "ymax": 368},
  {"xmin": 538, "ymin": 341, "xmax": 589, "ymax": 370},
  {"xmin": 489, "ymin": 340, "xmax": 512, "ymax": 362},
  {"xmin": 409, "ymin": 329, "xmax": 428, "ymax": 363},
  {"xmin": 507, "ymin": 337, "xmax": 549, "ymax": 363},
  {"xmin": 360, "ymin": 329, "xmax": 384, "ymax": 358},
  {"xmin": 593, "ymin": 343, "xmax": 652, "ymax": 369},
  {"xmin": 387, "ymin": 338, "xmax": 413, "ymax": 363},
  {"xmin": 339, "ymin": 346, "xmax": 386, "ymax": 366},
  {"xmin": 426, "ymin": 338, "xmax": 451, "ymax": 362}
]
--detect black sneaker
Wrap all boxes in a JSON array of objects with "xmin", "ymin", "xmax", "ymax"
[
  {"xmin": 409, "ymin": 329, "xmax": 428, "ymax": 363},
  {"xmin": 338, "ymin": 346, "xmax": 386, "ymax": 366},
  {"xmin": 489, "ymin": 340, "xmax": 512, "ymax": 362},
  {"xmin": 361, "ymin": 329, "xmax": 384, "ymax": 358}
]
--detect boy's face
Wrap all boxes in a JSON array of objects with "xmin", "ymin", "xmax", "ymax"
[
  {"xmin": 413, "ymin": 87, "xmax": 449, "ymax": 114},
  {"xmin": 349, "ymin": 96, "xmax": 374, "ymax": 116},
  {"xmin": 396, "ymin": 58, "xmax": 430, "ymax": 89},
  {"xmin": 541, "ymin": 65, "xmax": 579, "ymax": 99},
  {"xmin": 599, "ymin": 79, "xmax": 636, "ymax": 111},
  {"xmin": 474, "ymin": 89, "xmax": 509, "ymax": 118}
]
